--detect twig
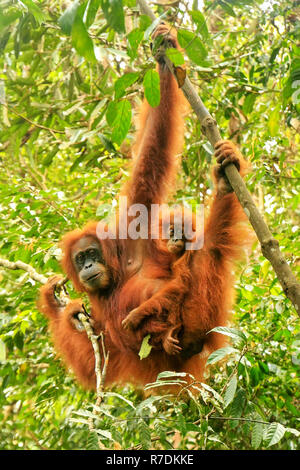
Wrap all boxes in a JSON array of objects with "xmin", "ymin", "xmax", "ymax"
[
  {"xmin": 77, "ymin": 309, "xmax": 108, "ymax": 449},
  {"xmin": 0, "ymin": 102, "xmax": 65, "ymax": 135},
  {"xmin": 78, "ymin": 308, "xmax": 106, "ymax": 403},
  {"xmin": 136, "ymin": 0, "xmax": 300, "ymax": 315},
  {"xmin": 24, "ymin": 184, "xmax": 69, "ymax": 222},
  {"xmin": 26, "ymin": 430, "xmax": 49, "ymax": 450},
  {"xmin": 0, "ymin": 257, "xmax": 48, "ymax": 284},
  {"xmin": 208, "ymin": 416, "xmax": 269, "ymax": 425},
  {"xmin": 121, "ymin": 414, "xmax": 271, "ymax": 426}
]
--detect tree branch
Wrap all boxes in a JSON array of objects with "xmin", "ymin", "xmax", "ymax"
[
  {"xmin": 0, "ymin": 257, "xmax": 48, "ymax": 285},
  {"xmin": 78, "ymin": 307, "xmax": 108, "ymax": 404},
  {"xmin": 0, "ymin": 101, "xmax": 65, "ymax": 135},
  {"xmin": 136, "ymin": 0, "xmax": 300, "ymax": 315},
  {"xmin": 0, "ymin": 257, "xmax": 107, "ymax": 404}
]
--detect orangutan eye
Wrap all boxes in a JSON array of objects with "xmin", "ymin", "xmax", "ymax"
[
  {"xmin": 88, "ymin": 249, "xmax": 98, "ymax": 260},
  {"xmin": 76, "ymin": 253, "xmax": 85, "ymax": 265}
]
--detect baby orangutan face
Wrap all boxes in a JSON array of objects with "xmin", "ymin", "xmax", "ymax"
[
  {"xmin": 159, "ymin": 208, "xmax": 196, "ymax": 257},
  {"xmin": 166, "ymin": 225, "xmax": 186, "ymax": 255},
  {"xmin": 71, "ymin": 236, "xmax": 111, "ymax": 292}
]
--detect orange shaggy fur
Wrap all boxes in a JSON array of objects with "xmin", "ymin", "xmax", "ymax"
[{"xmin": 38, "ymin": 26, "xmax": 250, "ymax": 391}]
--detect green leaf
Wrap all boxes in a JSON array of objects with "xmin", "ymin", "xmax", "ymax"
[
  {"xmin": 127, "ymin": 28, "xmax": 144, "ymax": 60},
  {"xmin": 105, "ymin": 392, "xmax": 136, "ymax": 408},
  {"xmin": 283, "ymin": 59, "xmax": 300, "ymax": 103},
  {"xmin": 275, "ymin": 301, "xmax": 284, "ymax": 314},
  {"xmin": 70, "ymin": 152, "xmax": 88, "ymax": 173},
  {"xmin": 0, "ymin": 10, "xmax": 21, "ymax": 29},
  {"xmin": 251, "ymin": 421, "xmax": 264, "ymax": 449},
  {"xmin": 177, "ymin": 29, "xmax": 207, "ymax": 65},
  {"xmin": 265, "ymin": 422, "xmax": 286, "ymax": 447},
  {"xmin": 138, "ymin": 419, "xmax": 151, "ymax": 450},
  {"xmin": 285, "ymin": 427, "xmax": 300, "ymax": 438},
  {"xmin": 273, "ymin": 329, "xmax": 291, "ymax": 341},
  {"xmin": 21, "ymin": 0, "xmax": 47, "ymax": 25},
  {"xmin": 201, "ymin": 383, "xmax": 223, "ymax": 403},
  {"xmin": 139, "ymin": 14, "xmax": 152, "ymax": 32},
  {"xmin": 224, "ymin": 374, "xmax": 237, "ymax": 408},
  {"xmin": 250, "ymin": 364, "xmax": 262, "ymax": 386},
  {"xmin": 165, "ymin": 48, "xmax": 185, "ymax": 66},
  {"xmin": 189, "ymin": 10, "xmax": 209, "ymax": 40},
  {"xmin": 84, "ymin": 0, "xmax": 100, "ymax": 28},
  {"xmin": 111, "ymin": 100, "xmax": 132, "ymax": 145},
  {"xmin": 95, "ymin": 429, "xmax": 113, "ymax": 440},
  {"xmin": 124, "ymin": 0, "xmax": 136, "ymax": 6},
  {"xmin": 157, "ymin": 371, "xmax": 188, "ymax": 379},
  {"xmin": 99, "ymin": 134, "xmax": 116, "ymax": 153},
  {"xmin": 58, "ymin": 0, "xmax": 79, "ymax": 35},
  {"xmin": 145, "ymin": 379, "xmax": 187, "ymax": 390},
  {"xmin": 269, "ymin": 46, "xmax": 281, "ymax": 64},
  {"xmin": 143, "ymin": 69, "xmax": 160, "ymax": 107},
  {"xmin": 268, "ymin": 107, "xmax": 280, "ymax": 137},
  {"xmin": 207, "ymin": 346, "xmax": 236, "ymax": 364},
  {"xmin": 115, "ymin": 72, "xmax": 140, "ymax": 99},
  {"xmin": 139, "ymin": 334, "xmax": 153, "ymax": 360},
  {"xmin": 0, "ymin": 339, "xmax": 6, "ymax": 361},
  {"xmin": 243, "ymin": 93, "xmax": 256, "ymax": 115},
  {"xmin": 219, "ymin": 1, "xmax": 236, "ymax": 17},
  {"xmin": 209, "ymin": 326, "xmax": 247, "ymax": 343},
  {"xmin": 230, "ymin": 389, "xmax": 246, "ymax": 419},
  {"xmin": 101, "ymin": 0, "xmax": 125, "ymax": 34},
  {"xmin": 106, "ymin": 100, "xmax": 118, "ymax": 127},
  {"xmin": 71, "ymin": 15, "xmax": 96, "ymax": 62},
  {"xmin": 43, "ymin": 145, "xmax": 59, "ymax": 167},
  {"xmin": 182, "ymin": 159, "xmax": 189, "ymax": 176},
  {"xmin": 14, "ymin": 331, "xmax": 24, "ymax": 351}
]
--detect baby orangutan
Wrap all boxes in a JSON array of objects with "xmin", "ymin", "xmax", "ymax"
[{"xmin": 122, "ymin": 214, "xmax": 191, "ymax": 355}]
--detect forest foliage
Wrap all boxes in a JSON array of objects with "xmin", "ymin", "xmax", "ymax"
[{"xmin": 0, "ymin": 0, "xmax": 299, "ymax": 450}]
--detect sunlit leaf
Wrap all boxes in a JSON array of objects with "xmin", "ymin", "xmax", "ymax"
[
  {"xmin": 265, "ymin": 423, "xmax": 286, "ymax": 447},
  {"xmin": 143, "ymin": 69, "xmax": 160, "ymax": 107},
  {"xmin": 165, "ymin": 48, "xmax": 185, "ymax": 66},
  {"xmin": 58, "ymin": 0, "xmax": 79, "ymax": 35},
  {"xmin": 207, "ymin": 346, "xmax": 236, "ymax": 364},
  {"xmin": 219, "ymin": 0, "xmax": 236, "ymax": 17},
  {"xmin": 21, "ymin": 0, "xmax": 48, "ymax": 25},
  {"xmin": 209, "ymin": 327, "xmax": 247, "ymax": 343},
  {"xmin": 268, "ymin": 107, "xmax": 280, "ymax": 137},
  {"xmin": 177, "ymin": 29, "xmax": 207, "ymax": 65},
  {"xmin": 224, "ymin": 374, "xmax": 237, "ymax": 408},
  {"xmin": 190, "ymin": 10, "xmax": 209, "ymax": 40},
  {"xmin": 139, "ymin": 334, "xmax": 153, "ymax": 360},
  {"xmin": 71, "ymin": 15, "xmax": 96, "ymax": 62},
  {"xmin": 84, "ymin": 0, "xmax": 100, "ymax": 28},
  {"xmin": 101, "ymin": 0, "xmax": 125, "ymax": 34},
  {"xmin": 0, "ymin": 339, "xmax": 6, "ymax": 361},
  {"xmin": 110, "ymin": 100, "xmax": 132, "ymax": 145},
  {"xmin": 115, "ymin": 72, "xmax": 139, "ymax": 99},
  {"xmin": 127, "ymin": 28, "xmax": 144, "ymax": 60}
]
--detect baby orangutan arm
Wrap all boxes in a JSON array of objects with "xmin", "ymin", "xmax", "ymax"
[{"xmin": 122, "ymin": 253, "xmax": 191, "ymax": 355}]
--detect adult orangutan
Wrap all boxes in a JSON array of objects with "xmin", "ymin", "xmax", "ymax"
[{"xmin": 38, "ymin": 24, "xmax": 249, "ymax": 390}]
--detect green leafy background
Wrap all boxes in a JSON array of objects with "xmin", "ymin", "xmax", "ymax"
[{"xmin": 0, "ymin": 0, "xmax": 299, "ymax": 450}]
